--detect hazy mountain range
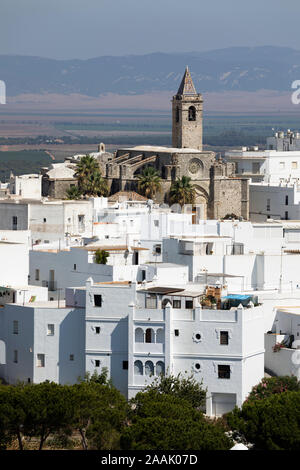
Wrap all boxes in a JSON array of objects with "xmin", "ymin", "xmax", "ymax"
[{"xmin": 1, "ymin": 46, "xmax": 300, "ymax": 97}]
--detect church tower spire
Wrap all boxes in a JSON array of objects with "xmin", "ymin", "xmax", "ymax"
[{"xmin": 172, "ymin": 66, "xmax": 203, "ymax": 150}]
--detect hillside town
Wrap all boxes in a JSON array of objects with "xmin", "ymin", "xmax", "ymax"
[{"xmin": 1, "ymin": 67, "xmax": 300, "ymax": 423}]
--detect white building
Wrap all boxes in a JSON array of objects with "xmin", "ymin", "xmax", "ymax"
[
  {"xmin": 0, "ymin": 266, "xmax": 265, "ymax": 416},
  {"xmin": 0, "ymin": 198, "xmax": 95, "ymax": 243},
  {"xmin": 29, "ymin": 243, "xmax": 150, "ymax": 299},
  {"xmin": 265, "ymin": 306, "xmax": 300, "ymax": 379},
  {"xmin": 250, "ymin": 182, "xmax": 300, "ymax": 221},
  {"xmin": 81, "ymin": 274, "xmax": 264, "ymax": 415},
  {"xmin": 226, "ymin": 148, "xmax": 300, "ymax": 184},
  {"xmin": 0, "ymin": 299, "xmax": 85, "ymax": 385},
  {"xmin": 9, "ymin": 174, "xmax": 42, "ymax": 199},
  {"xmin": 267, "ymin": 130, "xmax": 300, "ymax": 152}
]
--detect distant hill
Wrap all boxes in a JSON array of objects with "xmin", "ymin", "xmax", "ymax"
[{"xmin": 1, "ymin": 46, "xmax": 300, "ymax": 96}]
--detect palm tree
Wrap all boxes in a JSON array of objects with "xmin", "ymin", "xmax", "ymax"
[
  {"xmin": 169, "ymin": 176, "xmax": 196, "ymax": 206},
  {"xmin": 66, "ymin": 185, "xmax": 82, "ymax": 200},
  {"xmin": 88, "ymin": 171, "xmax": 109, "ymax": 197},
  {"xmin": 136, "ymin": 166, "xmax": 161, "ymax": 199},
  {"xmin": 74, "ymin": 155, "xmax": 107, "ymax": 196}
]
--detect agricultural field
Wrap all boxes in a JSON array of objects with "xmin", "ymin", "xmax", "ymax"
[{"xmin": 0, "ymin": 109, "xmax": 300, "ymax": 179}]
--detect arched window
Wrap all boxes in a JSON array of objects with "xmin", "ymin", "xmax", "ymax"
[
  {"xmin": 156, "ymin": 328, "xmax": 164, "ymax": 344},
  {"xmin": 176, "ymin": 106, "xmax": 180, "ymax": 123},
  {"xmin": 145, "ymin": 361, "xmax": 154, "ymax": 376},
  {"xmin": 156, "ymin": 361, "xmax": 165, "ymax": 375},
  {"xmin": 145, "ymin": 328, "xmax": 154, "ymax": 343},
  {"xmin": 188, "ymin": 106, "xmax": 196, "ymax": 121},
  {"xmin": 135, "ymin": 327, "xmax": 144, "ymax": 343},
  {"xmin": 134, "ymin": 360, "xmax": 143, "ymax": 375}
]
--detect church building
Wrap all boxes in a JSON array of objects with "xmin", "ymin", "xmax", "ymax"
[{"xmin": 54, "ymin": 67, "xmax": 250, "ymax": 219}]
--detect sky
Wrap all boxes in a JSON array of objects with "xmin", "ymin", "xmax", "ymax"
[{"xmin": 0, "ymin": 0, "xmax": 300, "ymax": 59}]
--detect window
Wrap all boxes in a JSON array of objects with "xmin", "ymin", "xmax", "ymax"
[
  {"xmin": 292, "ymin": 161, "xmax": 298, "ymax": 169},
  {"xmin": 12, "ymin": 216, "xmax": 17, "ymax": 230},
  {"xmin": 47, "ymin": 324, "xmax": 54, "ymax": 336},
  {"xmin": 195, "ymin": 333, "xmax": 201, "ymax": 341},
  {"xmin": 285, "ymin": 195, "xmax": 289, "ymax": 206},
  {"xmin": 173, "ymin": 299, "xmax": 181, "ymax": 309},
  {"xmin": 13, "ymin": 350, "xmax": 18, "ymax": 363},
  {"xmin": 73, "ymin": 264, "xmax": 76, "ymax": 271},
  {"xmin": 43, "ymin": 218, "xmax": 46, "ymax": 223},
  {"xmin": 188, "ymin": 106, "xmax": 196, "ymax": 121},
  {"xmin": 252, "ymin": 162, "xmax": 260, "ymax": 174},
  {"xmin": 285, "ymin": 211, "xmax": 289, "ymax": 220},
  {"xmin": 94, "ymin": 295, "xmax": 102, "ymax": 307},
  {"xmin": 156, "ymin": 361, "xmax": 165, "ymax": 375},
  {"xmin": 218, "ymin": 365, "xmax": 230, "ymax": 379},
  {"xmin": 13, "ymin": 320, "xmax": 18, "ymax": 335},
  {"xmin": 154, "ymin": 244, "xmax": 161, "ymax": 254},
  {"xmin": 279, "ymin": 162, "xmax": 285, "ymax": 169},
  {"xmin": 135, "ymin": 328, "xmax": 144, "ymax": 343},
  {"xmin": 95, "ymin": 326, "xmax": 101, "ymax": 334},
  {"xmin": 185, "ymin": 299, "xmax": 193, "ymax": 309},
  {"xmin": 174, "ymin": 329, "xmax": 179, "ymax": 337},
  {"xmin": 70, "ymin": 354, "xmax": 74, "ymax": 361},
  {"xmin": 35, "ymin": 269, "xmax": 40, "ymax": 281},
  {"xmin": 37, "ymin": 354, "xmax": 45, "ymax": 367},
  {"xmin": 154, "ymin": 220, "xmax": 159, "ymax": 227},
  {"xmin": 145, "ymin": 361, "xmax": 154, "ymax": 376},
  {"xmin": 156, "ymin": 328, "xmax": 164, "ymax": 343},
  {"xmin": 145, "ymin": 328, "xmax": 154, "ymax": 343},
  {"xmin": 266, "ymin": 199, "xmax": 270, "ymax": 211},
  {"xmin": 145, "ymin": 294, "xmax": 156, "ymax": 309},
  {"xmin": 194, "ymin": 363, "xmax": 201, "ymax": 371},
  {"xmin": 141, "ymin": 270, "xmax": 146, "ymax": 281},
  {"xmin": 95, "ymin": 360, "xmax": 100, "ymax": 367},
  {"xmin": 220, "ymin": 331, "xmax": 229, "ymax": 345},
  {"xmin": 122, "ymin": 361, "xmax": 128, "ymax": 370},
  {"xmin": 134, "ymin": 360, "xmax": 143, "ymax": 375},
  {"xmin": 176, "ymin": 106, "xmax": 180, "ymax": 123}
]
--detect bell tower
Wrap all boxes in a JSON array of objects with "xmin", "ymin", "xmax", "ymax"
[{"xmin": 172, "ymin": 66, "xmax": 203, "ymax": 150}]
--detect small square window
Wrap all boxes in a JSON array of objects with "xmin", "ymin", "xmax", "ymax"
[
  {"xmin": 95, "ymin": 326, "xmax": 101, "ymax": 334},
  {"xmin": 122, "ymin": 361, "xmax": 128, "ymax": 370},
  {"xmin": 94, "ymin": 295, "xmax": 102, "ymax": 307},
  {"xmin": 47, "ymin": 324, "xmax": 54, "ymax": 336},
  {"xmin": 70, "ymin": 354, "xmax": 74, "ymax": 361},
  {"xmin": 173, "ymin": 299, "xmax": 181, "ymax": 309},
  {"xmin": 218, "ymin": 365, "xmax": 230, "ymax": 379},
  {"xmin": 95, "ymin": 360, "xmax": 100, "ymax": 367},
  {"xmin": 185, "ymin": 300, "xmax": 193, "ymax": 309},
  {"xmin": 174, "ymin": 329, "xmax": 179, "ymax": 337}
]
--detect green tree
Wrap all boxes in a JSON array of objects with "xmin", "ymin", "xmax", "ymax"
[
  {"xmin": 169, "ymin": 176, "xmax": 196, "ymax": 206},
  {"xmin": 145, "ymin": 372, "xmax": 206, "ymax": 409},
  {"xmin": 246, "ymin": 376, "xmax": 300, "ymax": 403},
  {"xmin": 66, "ymin": 185, "xmax": 82, "ymax": 200},
  {"xmin": 21, "ymin": 382, "xmax": 74, "ymax": 450},
  {"xmin": 74, "ymin": 155, "xmax": 108, "ymax": 197},
  {"xmin": 94, "ymin": 249, "xmax": 109, "ymax": 265},
  {"xmin": 71, "ymin": 381, "xmax": 127, "ymax": 450},
  {"xmin": 136, "ymin": 166, "xmax": 161, "ymax": 199},
  {"xmin": 121, "ymin": 391, "xmax": 232, "ymax": 450},
  {"xmin": 0, "ymin": 384, "xmax": 26, "ymax": 450},
  {"xmin": 226, "ymin": 390, "xmax": 300, "ymax": 450}
]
